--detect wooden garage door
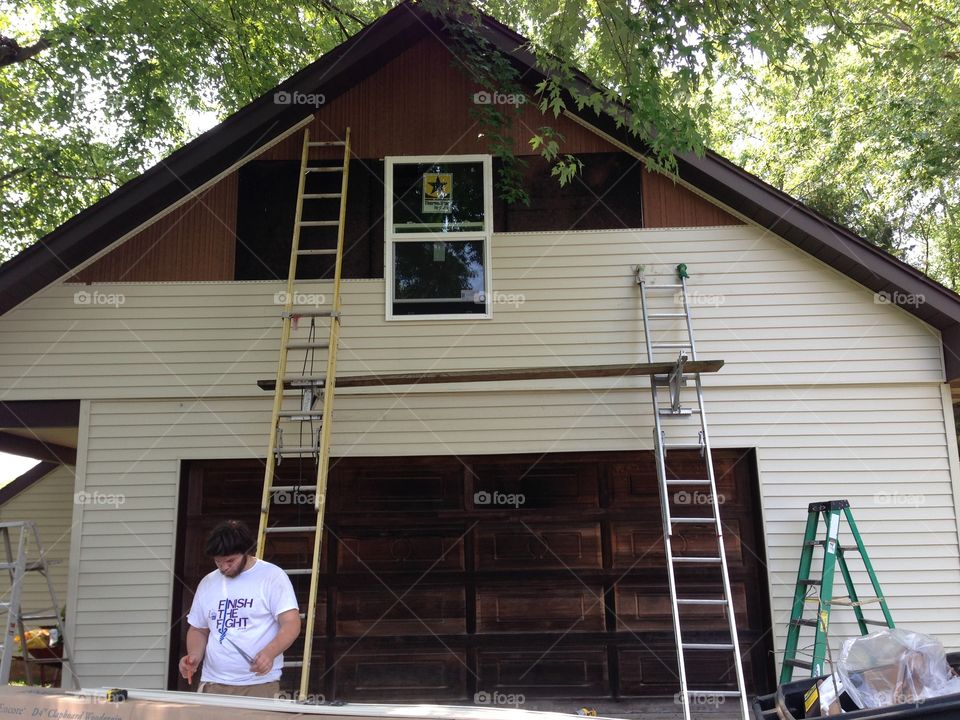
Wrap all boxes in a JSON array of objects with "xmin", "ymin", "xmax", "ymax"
[{"xmin": 171, "ymin": 450, "xmax": 775, "ymax": 700}]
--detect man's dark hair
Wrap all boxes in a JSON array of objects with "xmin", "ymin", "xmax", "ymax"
[{"xmin": 205, "ymin": 520, "xmax": 255, "ymax": 557}]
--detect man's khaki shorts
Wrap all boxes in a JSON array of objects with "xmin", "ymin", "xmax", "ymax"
[{"xmin": 198, "ymin": 681, "xmax": 280, "ymax": 698}]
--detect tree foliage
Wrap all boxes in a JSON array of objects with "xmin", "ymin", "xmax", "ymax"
[
  {"xmin": 708, "ymin": 1, "xmax": 960, "ymax": 287},
  {"xmin": 2, "ymin": 0, "xmax": 959, "ymax": 289}
]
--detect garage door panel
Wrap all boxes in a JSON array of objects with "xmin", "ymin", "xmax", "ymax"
[
  {"xmin": 619, "ymin": 644, "xmax": 747, "ymax": 696},
  {"xmin": 335, "ymin": 649, "xmax": 467, "ymax": 700},
  {"xmin": 338, "ymin": 530, "xmax": 467, "ymax": 572},
  {"xmin": 473, "ymin": 462, "xmax": 599, "ymax": 509},
  {"xmin": 611, "ymin": 524, "xmax": 745, "ymax": 568},
  {"xmin": 476, "ymin": 523, "xmax": 602, "ymax": 570},
  {"xmin": 477, "ymin": 583, "xmax": 606, "ymax": 632},
  {"xmin": 477, "ymin": 648, "xmax": 608, "ymax": 697},
  {"xmin": 336, "ymin": 586, "xmax": 466, "ymax": 636},
  {"xmin": 614, "ymin": 583, "xmax": 749, "ymax": 631},
  {"xmin": 331, "ymin": 464, "xmax": 463, "ymax": 513}
]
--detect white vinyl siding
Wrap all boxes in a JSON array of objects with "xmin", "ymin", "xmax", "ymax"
[
  {"xmin": 0, "ymin": 465, "xmax": 73, "ymax": 624},
  {"xmin": 0, "ymin": 226, "xmax": 943, "ymax": 401},
  {"xmin": 0, "ymin": 224, "xmax": 956, "ymax": 687}
]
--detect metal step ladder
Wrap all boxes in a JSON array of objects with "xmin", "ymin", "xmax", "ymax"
[
  {"xmin": 256, "ymin": 126, "xmax": 350, "ymax": 699},
  {"xmin": 637, "ymin": 264, "xmax": 749, "ymax": 720},
  {"xmin": 780, "ymin": 499, "xmax": 894, "ymax": 683},
  {"xmin": 0, "ymin": 521, "xmax": 73, "ymax": 686}
]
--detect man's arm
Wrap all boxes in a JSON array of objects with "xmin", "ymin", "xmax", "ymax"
[
  {"xmin": 250, "ymin": 609, "xmax": 301, "ymax": 675},
  {"xmin": 179, "ymin": 625, "xmax": 210, "ymax": 682}
]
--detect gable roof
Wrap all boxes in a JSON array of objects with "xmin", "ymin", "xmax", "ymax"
[{"xmin": 4, "ymin": 1, "xmax": 960, "ymax": 378}]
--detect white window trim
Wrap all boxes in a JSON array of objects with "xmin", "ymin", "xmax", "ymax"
[{"xmin": 384, "ymin": 154, "xmax": 494, "ymax": 321}]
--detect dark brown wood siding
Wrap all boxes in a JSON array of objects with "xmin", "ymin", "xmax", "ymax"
[
  {"xmin": 642, "ymin": 170, "xmax": 742, "ymax": 227},
  {"xmin": 73, "ymin": 36, "xmax": 742, "ymax": 283},
  {"xmin": 172, "ymin": 450, "xmax": 775, "ymax": 701},
  {"xmin": 70, "ymin": 173, "xmax": 237, "ymax": 283}
]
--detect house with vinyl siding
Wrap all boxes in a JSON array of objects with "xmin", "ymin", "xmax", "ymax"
[{"xmin": 1, "ymin": 0, "xmax": 960, "ymax": 704}]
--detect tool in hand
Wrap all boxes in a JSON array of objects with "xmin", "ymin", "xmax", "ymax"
[{"xmin": 224, "ymin": 637, "xmax": 255, "ymax": 665}]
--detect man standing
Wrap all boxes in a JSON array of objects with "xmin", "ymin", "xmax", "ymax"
[{"xmin": 178, "ymin": 520, "xmax": 301, "ymax": 698}]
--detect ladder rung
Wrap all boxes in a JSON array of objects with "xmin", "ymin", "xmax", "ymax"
[
  {"xmin": 286, "ymin": 341, "xmax": 330, "ymax": 350},
  {"xmin": 285, "ymin": 661, "xmax": 304, "ymax": 668},
  {"xmin": 285, "ymin": 569, "xmax": 314, "ymax": 576},
  {"xmin": 265, "ymin": 526, "xmax": 317, "ymax": 534},
  {"xmin": 673, "ymin": 556, "xmax": 722, "ymax": 564},
  {"xmin": 644, "ymin": 284, "xmax": 684, "ymax": 290},
  {"xmin": 677, "ymin": 598, "xmax": 727, "ymax": 605},
  {"xmin": 282, "ymin": 310, "xmax": 332, "ymax": 319},
  {"xmin": 18, "ymin": 657, "xmax": 64, "ymax": 665},
  {"xmin": 648, "ymin": 312, "xmax": 689, "ymax": 318},
  {"xmin": 299, "ymin": 220, "xmax": 339, "ymax": 227},
  {"xmin": 784, "ymin": 658, "xmax": 813, "ymax": 670},
  {"xmin": 0, "ymin": 562, "xmax": 44, "ymax": 571},
  {"xmin": 305, "ymin": 166, "xmax": 343, "ymax": 173},
  {"xmin": 686, "ymin": 690, "xmax": 742, "ymax": 698},
  {"xmin": 666, "ymin": 479, "xmax": 711, "ymax": 486},
  {"xmin": 682, "ymin": 642, "xmax": 734, "ymax": 651},
  {"xmin": 672, "ymin": 517, "xmax": 715, "ymax": 524},
  {"xmin": 663, "ymin": 443, "xmax": 704, "ymax": 451},
  {"xmin": 275, "ymin": 447, "xmax": 319, "ymax": 455},
  {"xmin": 790, "ymin": 618, "xmax": 820, "ymax": 628},
  {"xmin": 297, "ymin": 249, "xmax": 338, "ymax": 255},
  {"xmin": 277, "ymin": 410, "xmax": 324, "ymax": 418},
  {"xmin": 829, "ymin": 596, "xmax": 881, "ymax": 607},
  {"xmin": 863, "ymin": 618, "xmax": 891, "ymax": 626},
  {"xmin": 651, "ymin": 342, "xmax": 693, "ymax": 349},
  {"xmin": 271, "ymin": 485, "xmax": 318, "ymax": 492},
  {"xmin": 659, "ymin": 408, "xmax": 693, "ymax": 416},
  {"xmin": 303, "ymin": 193, "xmax": 342, "ymax": 199},
  {"xmin": 308, "ymin": 141, "xmax": 346, "ymax": 147}
]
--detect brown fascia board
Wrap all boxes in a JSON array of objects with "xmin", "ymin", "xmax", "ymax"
[
  {"xmin": 0, "ymin": 1, "xmax": 429, "ymax": 316},
  {"xmin": 0, "ymin": 461, "xmax": 59, "ymax": 508},
  {"xmin": 0, "ymin": 400, "xmax": 80, "ymax": 428},
  {"xmin": 0, "ymin": 432, "xmax": 76, "ymax": 465}
]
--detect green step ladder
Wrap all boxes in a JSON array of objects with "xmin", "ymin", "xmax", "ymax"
[{"xmin": 780, "ymin": 499, "xmax": 895, "ymax": 683}]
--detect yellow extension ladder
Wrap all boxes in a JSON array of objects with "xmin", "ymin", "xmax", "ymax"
[{"xmin": 256, "ymin": 126, "xmax": 350, "ymax": 699}]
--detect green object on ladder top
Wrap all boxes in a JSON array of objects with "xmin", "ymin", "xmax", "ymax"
[
  {"xmin": 779, "ymin": 499, "xmax": 896, "ymax": 684},
  {"xmin": 676, "ymin": 263, "xmax": 689, "ymax": 279}
]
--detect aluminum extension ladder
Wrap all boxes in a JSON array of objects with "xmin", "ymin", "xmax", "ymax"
[
  {"xmin": 780, "ymin": 499, "xmax": 894, "ymax": 683},
  {"xmin": 637, "ymin": 264, "xmax": 749, "ymax": 720},
  {"xmin": 0, "ymin": 521, "xmax": 73, "ymax": 686},
  {"xmin": 256, "ymin": 126, "xmax": 350, "ymax": 699}
]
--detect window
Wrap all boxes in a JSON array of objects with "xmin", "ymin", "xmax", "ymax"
[{"xmin": 385, "ymin": 156, "xmax": 493, "ymax": 319}]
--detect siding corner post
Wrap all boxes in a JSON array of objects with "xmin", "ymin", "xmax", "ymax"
[
  {"xmin": 939, "ymin": 385, "xmax": 960, "ymax": 569},
  {"xmin": 64, "ymin": 398, "xmax": 91, "ymax": 687}
]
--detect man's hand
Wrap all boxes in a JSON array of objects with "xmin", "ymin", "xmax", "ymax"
[
  {"xmin": 179, "ymin": 653, "xmax": 201, "ymax": 683},
  {"xmin": 250, "ymin": 649, "xmax": 276, "ymax": 675}
]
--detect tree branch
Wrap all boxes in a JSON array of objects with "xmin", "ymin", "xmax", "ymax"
[{"xmin": 0, "ymin": 35, "xmax": 51, "ymax": 67}]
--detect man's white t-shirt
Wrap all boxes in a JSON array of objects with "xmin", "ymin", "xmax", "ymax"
[{"xmin": 187, "ymin": 558, "xmax": 298, "ymax": 685}]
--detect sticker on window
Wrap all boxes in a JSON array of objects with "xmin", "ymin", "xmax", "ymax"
[{"xmin": 422, "ymin": 173, "xmax": 452, "ymax": 213}]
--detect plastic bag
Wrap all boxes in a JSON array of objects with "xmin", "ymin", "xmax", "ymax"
[{"xmin": 837, "ymin": 628, "xmax": 960, "ymax": 709}]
